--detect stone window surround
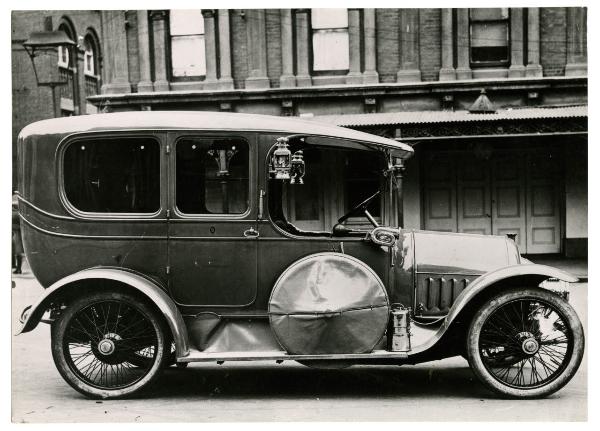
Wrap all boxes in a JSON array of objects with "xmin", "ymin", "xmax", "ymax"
[
  {"xmin": 57, "ymin": 19, "xmax": 78, "ymax": 114},
  {"xmin": 468, "ymin": 8, "xmax": 511, "ymax": 68},
  {"xmin": 454, "ymin": 8, "xmax": 539, "ymax": 80},
  {"xmin": 288, "ymin": 9, "xmax": 379, "ymax": 87},
  {"xmin": 169, "ymin": 9, "xmax": 207, "ymax": 80},
  {"xmin": 135, "ymin": 9, "xmax": 234, "ymax": 93},
  {"xmin": 310, "ymin": 8, "xmax": 351, "ymax": 75},
  {"xmin": 83, "ymin": 34, "xmax": 100, "ymax": 78},
  {"xmin": 82, "ymin": 31, "xmax": 102, "ymax": 109}
]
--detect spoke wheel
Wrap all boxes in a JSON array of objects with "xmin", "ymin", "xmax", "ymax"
[
  {"xmin": 467, "ymin": 287, "xmax": 584, "ymax": 398},
  {"xmin": 51, "ymin": 291, "xmax": 169, "ymax": 399}
]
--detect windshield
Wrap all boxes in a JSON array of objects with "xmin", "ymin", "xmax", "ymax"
[{"xmin": 268, "ymin": 143, "xmax": 387, "ymax": 236}]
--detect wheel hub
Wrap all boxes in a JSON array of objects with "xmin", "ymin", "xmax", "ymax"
[
  {"xmin": 516, "ymin": 331, "xmax": 540, "ymax": 355},
  {"xmin": 97, "ymin": 339, "xmax": 115, "ymax": 356},
  {"xmin": 95, "ymin": 332, "xmax": 123, "ymax": 361},
  {"xmin": 521, "ymin": 338, "xmax": 540, "ymax": 355}
]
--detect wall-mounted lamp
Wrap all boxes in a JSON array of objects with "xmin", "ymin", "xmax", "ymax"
[{"xmin": 23, "ymin": 31, "xmax": 75, "ymax": 117}]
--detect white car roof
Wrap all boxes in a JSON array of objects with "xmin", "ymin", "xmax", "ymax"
[{"xmin": 20, "ymin": 111, "xmax": 414, "ymax": 158}]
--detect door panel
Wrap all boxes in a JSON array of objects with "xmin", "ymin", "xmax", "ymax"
[
  {"xmin": 457, "ymin": 154, "xmax": 491, "ymax": 235},
  {"xmin": 526, "ymin": 152, "xmax": 561, "ymax": 253},
  {"xmin": 169, "ymin": 222, "xmax": 257, "ymax": 306},
  {"xmin": 168, "ymin": 133, "xmax": 258, "ymax": 307},
  {"xmin": 491, "ymin": 152, "xmax": 527, "ymax": 249},
  {"xmin": 423, "ymin": 153, "xmax": 457, "ymax": 232}
]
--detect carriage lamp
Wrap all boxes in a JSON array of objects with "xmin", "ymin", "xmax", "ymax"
[
  {"xmin": 23, "ymin": 31, "xmax": 76, "ymax": 117},
  {"xmin": 290, "ymin": 151, "xmax": 305, "ymax": 184},
  {"xmin": 270, "ymin": 137, "xmax": 292, "ymax": 180}
]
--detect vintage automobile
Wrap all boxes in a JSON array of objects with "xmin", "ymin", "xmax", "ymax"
[{"xmin": 16, "ymin": 112, "xmax": 584, "ymax": 399}]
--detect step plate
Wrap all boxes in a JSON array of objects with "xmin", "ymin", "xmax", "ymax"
[{"xmin": 178, "ymin": 349, "xmax": 409, "ymax": 363}]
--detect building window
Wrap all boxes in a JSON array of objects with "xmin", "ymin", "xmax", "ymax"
[
  {"xmin": 176, "ymin": 137, "xmax": 249, "ymax": 215},
  {"xmin": 83, "ymin": 34, "xmax": 100, "ymax": 98},
  {"xmin": 469, "ymin": 8, "xmax": 510, "ymax": 66},
  {"xmin": 58, "ymin": 24, "xmax": 77, "ymax": 104},
  {"xmin": 84, "ymin": 38, "xmax": 96, "ymax": 76},
  {"xmin": 63, "ymin": 137, "xmax": 161, "ymax": 214},
  {"xmin": 57, "ymin": 45, "xmax": 70, "ymax": 68},
  {"xmin": 169, "ymin": 9, "xmax": 206, "ymax": 78},
  {"xmin": 311, "ymin": 8, "xmax": 350, "ymax": 72}
]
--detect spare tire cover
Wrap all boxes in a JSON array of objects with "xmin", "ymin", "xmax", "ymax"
[{"xmin": 268, "ymin": 252, "xmax": 389, "ymax": 355}]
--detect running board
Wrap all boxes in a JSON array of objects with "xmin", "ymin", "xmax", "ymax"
[{"xmin": 178, "ymin": 349, "xmax": 409, "ymax": 363}]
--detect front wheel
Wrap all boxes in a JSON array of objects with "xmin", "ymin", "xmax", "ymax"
[
  {"xmin": 51, "ymin": 291, "xmax": 170, "ymax": 399},
  {"xmin": 466, "ymin": 287, "xmax": 584, "ymax": 398}
]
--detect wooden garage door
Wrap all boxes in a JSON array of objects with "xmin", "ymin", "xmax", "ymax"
[
  {"xmin": 491, "ymin": 154, "xmax": 527, "ymax": 250},
  {"xmin": 457, "ymin": 153, "xmax": 492, "ymax": 235},
  {"xmin": 422, "ymin": 152, "xmax": 457, "ymax": 232},
  {"xmin": 423, "ymin": 149, "xmax": 561, "ymax": 254},
  {"xmin": 526, "ymin": 151, "xmax": 562, "ymax": 253}
]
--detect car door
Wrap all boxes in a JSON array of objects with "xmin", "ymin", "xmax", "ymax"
[
  {"xmin": 254, "ymin": 134, "xmax": 390, "ymax": 310},
  {"xmin": 167, "ymin": 131, "xmax": 258, "ymax": 307}
]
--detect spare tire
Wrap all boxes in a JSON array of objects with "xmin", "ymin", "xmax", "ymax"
[{"xmin": 268, "ymin": 253, "xmax": 389, "ymax": 355}]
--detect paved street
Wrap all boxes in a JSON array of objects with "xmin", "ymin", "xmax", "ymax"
[{"xmin": 11, "ymin": 268, "xmax": 587, "ymax": 422}]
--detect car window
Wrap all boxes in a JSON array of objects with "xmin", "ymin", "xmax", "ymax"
[
  {"xmin": 268, "ymin": 143, "xmax": 383, "ymax": 236},
  {"xmin": 176, "ymin": 137, "xmax": 249, "ymax": 215},
  {"xmin": 63, "ymin": 137, "xmax": 160, "ymax": 213},
  {"xmin": 345, "ymin": 151, "xmax": 381, "ymax": 218}
]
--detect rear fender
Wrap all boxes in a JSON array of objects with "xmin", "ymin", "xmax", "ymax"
[
  {"xmin": 410, "ymin": 264, "xmax": 578, "ymax": 356},
  {"xmin": 16, "ymin": 267, "xmax": 189, "ymax": 358}
]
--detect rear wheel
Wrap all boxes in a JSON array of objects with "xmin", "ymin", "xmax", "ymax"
[
  {"xmin": 466, "ymin": 287, "xmax": 584, "ymax": 398},
  {"xmin": 51, "ymin": 291, "xmax": 170, "ymax": 399}
]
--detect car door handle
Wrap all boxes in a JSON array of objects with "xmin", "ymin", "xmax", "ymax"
[{"xmin": 243, "ymin": 227, "xmax": 259, "ymax": 238}]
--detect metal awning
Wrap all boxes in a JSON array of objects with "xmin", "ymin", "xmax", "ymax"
[{"xmin": 309, "ymin": 105, "xmax": 587, "ymax": 128}]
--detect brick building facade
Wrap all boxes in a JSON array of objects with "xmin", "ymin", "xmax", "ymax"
[{"xmin": 12, "ymin": 8, "xmax": 588, "ymax": 256}]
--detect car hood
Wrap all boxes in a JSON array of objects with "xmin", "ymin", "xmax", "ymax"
[{"xmin": 412, "ymin": 230, "xmax": 520, "ymax": 276}]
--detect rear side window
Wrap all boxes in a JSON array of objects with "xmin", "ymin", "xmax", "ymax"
[
  {"xmin": 63, "ymin": 137, "xmax": 160, "ymax": 213},
  {"xmin": 176, "ymin": 137, "xmax": 249, "ymax": 215}
]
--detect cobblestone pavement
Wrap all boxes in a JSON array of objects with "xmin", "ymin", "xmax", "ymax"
[{"xmin": 11, "ymin": 268, "xmax": 587, "ymax": 422}]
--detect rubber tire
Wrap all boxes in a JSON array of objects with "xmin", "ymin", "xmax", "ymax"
[
  {"xmin": 51, "ymin": 290, "xmax": 170, "ymax": 399},
  {"xmin": 466, "ymin": 287, "xmax": 584, "ymax": 399}
]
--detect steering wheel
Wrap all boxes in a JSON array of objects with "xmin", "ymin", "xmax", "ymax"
[{"xmin": 337, "ymin": 190, "xmax": 380, "ymax": 227}]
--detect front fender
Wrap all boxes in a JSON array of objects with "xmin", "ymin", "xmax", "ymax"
[
  {"xmin": 410, "ymin": 264, "xmax": 578, "ymax": 356},
  {"xmin": 444, "ymin": 264, "xmax": 578, "ymax": 329},
  {"xmin": 16, "ymin": 267, "xmax": 189, "ymax": 358}
]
